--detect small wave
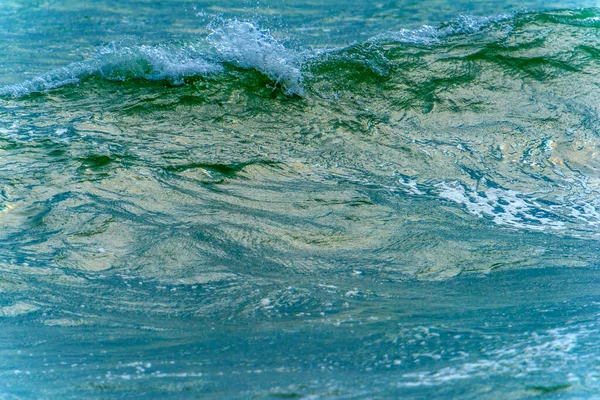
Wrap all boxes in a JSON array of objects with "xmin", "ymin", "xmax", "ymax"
[
  {"xmin": 372, "ymin": 13, "xmax": 513, "ymax": 44},
  {"xmin": 0, "ymin": 19, "xmax": 305, "ymax": 97},
  {"xmin": 2, "ymin": 9, "xmax": 598, "ymax": 99},
  {"xmin": 0, "ymin": 13, "xmax": 515, "ymax": 98},
  {"xmin": 0, "ymin": 43, "xmax": 223, "ymax": 97}
]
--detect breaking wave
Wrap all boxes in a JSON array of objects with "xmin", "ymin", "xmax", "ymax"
[
  {"xmin": 0, "ymin": 12, "xmax": 520, "ymax": 97},
  {"xmin": 3, "ymin": 9, "xmax": 600, "ymax": 237}
]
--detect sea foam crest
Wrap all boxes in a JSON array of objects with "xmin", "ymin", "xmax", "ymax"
[
  {"xmin": 0, "ymin": 19, "xmax": 305, "ymax": 97},
  {"xmin": 374, "ymin": 13, "xmax": 513, "ymax": 44},
  {"xmin": 0, "ymin": 43, "xmax": 222, "ymax": 97},
  {"xmin": 0, "ymin": 14, "xmax": 512, "ymax": 97},
  {"xmin": 94, "ymin": 42, "xmax": 223, "ymax": 84},
  {"xmin": 208, "ymin": 20, "xmax": 304, "ymax": 96}
]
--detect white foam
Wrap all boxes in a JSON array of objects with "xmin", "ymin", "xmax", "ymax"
[
  {"xmin": 436, "ymin": 181, "xmax": 566, "ymax": 231},
  {"xmin": 0, "ymin": 14, "xmax": 513, "ymax": 97},
  {"xmin": 398, "ymin": 326, "xmax": 582, "ymax": 387},
  {"xmin": 208, "ymin": 20, "xmax": 304, "ymax": 96},
  {"xmin": 0, "ymin": 63, "xmax": 96, "ymax": 97},
  {"xmin": 398, "ymin": 177, "xmax": 425, "ymax": 195},
  {"xmin": 95, "ymin": 42, "xmax": 222, "ymax": 84},
  {"xmin": 1, "ymin": 19, "xmax": 306, "ymax": 97},
  {"xmin": 430, "ymin": 179, "xmax": 600, "ymax": 235},
  {"xmin": 375, "ymin": 25, "xmax": 441, "ymax": 45},
  {"xmin": 0, "ymin": 302, "xmax": 39, "ymax": 317},
  {"xmin": 374, "ymin": 13, "xmax": 513, "ymax": 44},
  {"xmin": 0, "ymin": 42, "xmax": 223, "ymax": 97}
]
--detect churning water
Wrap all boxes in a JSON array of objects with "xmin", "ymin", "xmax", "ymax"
[{"xmin": 2, "ymin": 0, "xmax": 600, "ymax": 398}]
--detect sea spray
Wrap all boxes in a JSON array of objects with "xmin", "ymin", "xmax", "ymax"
[{"xmin": 208, "ymin": 19, "xmax": 305, "ymax": 96}]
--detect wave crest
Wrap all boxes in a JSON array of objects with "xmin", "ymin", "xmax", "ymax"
[
  {"xmin": 208, "ymin": 20, "xmax": 304, "ymax": 96},
  {"xmin": 0, "ymin": 19, "xmax": 305, "ymax": 97},
  {"xmin": 0, "ymin": 42, "xmax": 222, "ymax": 97}
]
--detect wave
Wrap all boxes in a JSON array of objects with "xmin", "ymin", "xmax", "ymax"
[
  {"xmin": 0, "ymin": 43, "xmax": 223, "ymax": 97},
  {"xmin": 4, "ymin": 9, "xmax": 600, "ymax": 236},
  {"xmin": 371, "ymin": 13, "xmax": 513, "ymax": 44},
  {"xmin": 4, "ymin": 8, "xmax": 599, "ymax": 98},
  {"xmin": 0, "ymin": 11, "xmax": 535, "ymax": 98},
  {"xmin": 207, "ymin": 20, "xmax": 305, "ymax": 96},
  {"xmin": 0, "ymin": 19, "xmax": 305, "ymax": 97}
]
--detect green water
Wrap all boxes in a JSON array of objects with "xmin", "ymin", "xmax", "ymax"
[{"xmin": 2, "ymin": 2, "xmax": 600, "ymax": 399}]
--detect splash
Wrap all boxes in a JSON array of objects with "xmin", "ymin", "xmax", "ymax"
[
  {"xmin": 0, "ymin": 13, "xmax": 515, "ymax": 98},
  {"xmin": 0, "ymin": 20, "xmax": 306, "ymax": 97},
  {"xmin": 208, "ymin": 19, "xmax": 305, "ymax": 96}
]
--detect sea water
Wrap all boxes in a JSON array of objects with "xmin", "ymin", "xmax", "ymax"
[{"xmin": 2, "ymin": 0, "xmax": 600, "ymax": 398}]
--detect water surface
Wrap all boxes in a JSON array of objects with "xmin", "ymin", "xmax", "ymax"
[{"xmin": 2, "ymin": 1, "xmax": 600, "ymax": 398}]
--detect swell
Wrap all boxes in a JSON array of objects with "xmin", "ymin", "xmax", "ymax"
[
  {"xmin": 0, "ymin": 19, "xmax": 304, "ymax": 97},
  {"xmin": 3, "ymin": 9, "xmax": 600, "ymax": 236},
  {"xmin": 4, "ymin": 9, "xmax": 600, "ymax": 98}
]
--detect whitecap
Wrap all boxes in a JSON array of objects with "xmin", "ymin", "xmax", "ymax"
[
  {"xmin": 208, "ymin": 19, "xmax": 305, "ymax": 96},
  {"xmin": 373, "ymin": 13, "xmax": 513, "ymax": 44},
  {"xmin": 0, "ymin": 42, "xmax": 223, "ymax": 97}
]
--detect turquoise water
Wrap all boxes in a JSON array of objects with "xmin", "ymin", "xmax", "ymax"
[{"xmin": 3, "ymin": 1, "xmax": 600, "ymax": 398}]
